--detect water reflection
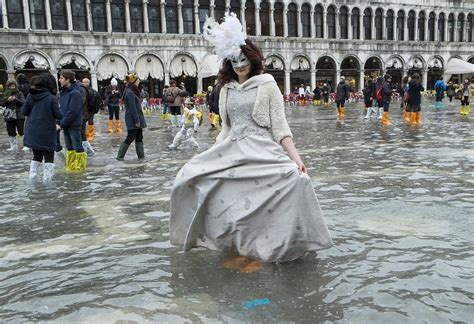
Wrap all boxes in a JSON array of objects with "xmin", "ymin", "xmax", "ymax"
[{"xmin": 0, "ymin": 100, "xmax": 472, "ymax": 322}]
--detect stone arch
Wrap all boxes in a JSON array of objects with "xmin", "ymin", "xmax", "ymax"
[
  {"xmin": 364, "ymin": 55, "xmax": 384, "ymax": 75},
  {"xmin": 169, "ymin": 53, "xmax": 199, "ymax": 95},
  {"xmin": 265, "ymin": 54, "xmax": 286, "ymax": 92},
  {"xmin": 340, "ymin": 55, "xmax": 362, "ymax": 89},
  {"xmin": 56, "ymin": 51, "xmax": 92, "ymax": 70},
  {"xmin": 316, "ymin": 55, "xmax": 337, "ymax": 87},
  {"xmin": 95, "ymin": 52, "xmax": 131, "ymax": 81},
  {"xmin": 12, "ymin": 49, "xmax": 52, "ymax": 71},
  {"xmin": 386, "ymin": 55, "xmax": 406, "ymax": 85},
  {"xmin": 133, "ymin": 52, "xmax": 165, "ymax": 80},
  {"xmin": 427, "ymin": 55, "xmax": 445, "ymax": 88}
]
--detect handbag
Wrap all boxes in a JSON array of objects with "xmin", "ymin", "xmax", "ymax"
[{"xmin": 3, "ymin": 107, "xmax": 17, "ymax": 122}]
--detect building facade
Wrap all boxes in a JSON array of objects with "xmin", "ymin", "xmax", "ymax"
[{"xmin": 1, "ymin": 0, "xmax": 474, "ymax": 96}]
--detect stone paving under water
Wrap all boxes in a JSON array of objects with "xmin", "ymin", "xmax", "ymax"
[{"xmin": 0, "ymin": 99, "xmax": 473, "ymax": 322}]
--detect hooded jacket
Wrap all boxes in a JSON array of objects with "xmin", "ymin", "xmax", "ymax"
[
  {"xmin": 59, "ymin": 82, "xmax": 83, "ymax": 130},
  {"xmin": 216, "ymin": 74, "xmax": 292, "ymax": 144},
  {"xmin": 22, "ymin": 88, "xmax": 63, "ymax": 151}
]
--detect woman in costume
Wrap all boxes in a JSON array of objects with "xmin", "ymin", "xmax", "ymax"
[{"xmin": 169, "ymin": 13, "xmax": 332, "ymax": 262}]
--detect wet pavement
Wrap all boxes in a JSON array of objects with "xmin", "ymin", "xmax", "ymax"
[{"xmin": 0, "ymin": 99, "xmax": 473, "ymax": 323}]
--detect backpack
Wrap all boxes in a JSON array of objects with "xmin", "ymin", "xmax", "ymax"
[
  {"xmin": 166, "ymin": 88, "xmax": 178, "ymax": 103},
  {"xmin": 87, "ymin": 88, "xmax": 104, "ymax": 114},
  {"xmin": 435, "ymin": 84, "xmax": 442, "ymax": 93}
]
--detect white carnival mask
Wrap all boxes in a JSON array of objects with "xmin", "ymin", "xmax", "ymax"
[{"xmin": 231, "ymin": 52, "xmax": 250, "ymax": 70}]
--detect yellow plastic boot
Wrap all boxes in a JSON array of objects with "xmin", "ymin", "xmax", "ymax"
[
  {"xmin": 208, "ymin": 112, "xmax": 214, "ymax": 127},
  {"xmin": 108, "ymin": 120, "xmax": 114, "ymax": 133},
  {"xmin": 167, "ymin": 113, "xmax": 172, "ymax": 120},
  {"xmin": 460, "ymin": 105, "xmax": 465, "ymax": 115},
  {"xmin": 340, "ymin": 107, "xmax": 346, "ymax": 120},
  {"xmin": 87, "ymin": 125, "xmax": 95, "ymax": 142},
  {"xmin": 381, "ymin": 111, "xmax": 391, "ymax": 126},
  {"xmin": 212, "ymin": 114, "xmax": 220, "ymax": 128},
  {"xmin": 76, "ymin": 152, "xmax": 87, "ymax": 171},
  {"xmin": 404, "ymin": 111, "xmax": 411, "ymax": 124},
  {"xmin": 161, "ymin": 113, "xmax": 166, "ymax": 121},
  {"xmin": 115, "ymin": 120, "xmax": 123, "ymax": 133},
  {"xmin": 65, "ymin": 150, "xmax": 75, "ymax": 172},
  {"xmin": 416, "ymin": 112, "xmax": 422, "ymax": 125}
]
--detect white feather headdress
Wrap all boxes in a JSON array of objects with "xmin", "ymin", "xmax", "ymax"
[{"xmin": 202, "ymin": 12, "xmax": 247, "ymax": 60}]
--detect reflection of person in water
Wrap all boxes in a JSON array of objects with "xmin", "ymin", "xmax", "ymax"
[{"xmin": 169, "ymin": 13, "xmax": 332, "ymax": 263}]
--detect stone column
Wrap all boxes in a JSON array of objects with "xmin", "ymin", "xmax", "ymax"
[
  {"xmin": 106, "ymin": 0, "xmax": 112, "ymax": 32},
  {"xmin": 359, "ymin": 70, "xmax": 365, "ymax": 92},
  {"xmin": 297, "ymin": 9, "xmax": 302, "ymax": 37},
  {"xmin": 178, "ymin": 1, "xmax": 183, "ymax": 34},
  {"xmin": 382, "ymin": 14, "xmax": 386, "ymax": 40},
  {"xmin": 370, "ymin": 12, "xmax": 375, "ymax": 40},
  {"xmin": 283, "ymin": 9, "xmax": 288, "ymax": 37},
  {"xmin": 7, "ymin": 70, "xmax": 15, "ymax": 80},
  {"xmin": 444, "ymin": 17, "xmax": 448, "ymax": 42},
  {"xmin": 255, "ymin": 7, "xmax": 261, "ymax": 36},
  {"xmin": 433, "ymin": 16, "xmax": 438, "ymax": 42},
  {"xmin": 240, "ymin": 6, "xmax": 246, "ymax": 31},
  {"xmin": 284, "ymin": 70, "xmax": 291, "ymax": 94},
  {"xmin": 194, "ymin": 3, "xmax": 200, "ymax": 34},
  {"xmin": 197, "ymin": 77, "xmax": 202, "ymax": 93},
  {"xmin": 143, "ymin": 0, "xmax": 150, "ymax": 33},
  {"xmin": 125, "ymin": 0, "xmax": 131, "ymax": 32},
  {"xmin": 310, "ymin": 69, "xmax": 316, "ymax": 88},
  {"xmin": 310, "ymin": 10, "xmax": 315, "ymax": 38},
  {"xmin": 66, "ymin": 0, "xmax": 73, "ymax": 31},
  {"xmin": 452, "ymin": 16, "xmax": 457, "ymax": 42},
  {"xmin": 161, "ymin": 1, "xmax": 166, "ymax": 33},
  {"xmin": 86, "ymin": 0, "xmax": 93, "ymax": 31},
  {"xmin": 323, "ymin": 8, "xmax": 328, "ymax": 39},
  {"xmin": 91, "ymin": 72, "xmax": 98, "ymax": 90},
  {"xmin": 422, "ymin": 68, "xmax": 428, "ymax": 89},
  {"xmin": 464, "ymin": 17, "xmax": 469, "ymax": 42},
  {"xmin": 348, "ymin": 13, "xmax": 352, "ymax": 39},
  {"xmin": 1, "ymin": 0, "xmax": 8, "ymax": 29},
  {"xmin": 209, "ymin": 0, "xmax": 214, "ymax": 18},
  {"xmin": 335, "ymin": 11, "xmax": 340, "ymax": 39},
  {"xmin": 23, "ymin": 0, "xmax": 31, "ymax": 29},
  {"xmin": 270, "ymin": 7, "xmax": 275, "ymax": 36},
  {"xmin": 336, "ymin": 70, "xmax": 340, "ymax": 86},
  {"xmin": 44, "ymin": 0, "xmax": 52, "ymax": 30},
  {"xmin": 423, "ymin": 16, "xmax": 427, "ymax": 41},
  {"xmin": 359, "ymin": 13, "xmax": 363, "ymax": 40},
  {"xmin": 165, "ymin": 72, "xmax": 170, "ymax": 85},
  {"xmin": 403, "ymin": 15, "xmax": 408, "ymax": 41}
]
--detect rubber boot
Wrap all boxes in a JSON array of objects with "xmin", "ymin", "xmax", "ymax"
[
  {"xmin": 381, "ymin": 111, "xmax": 391, "ymax": 126},
  {"xmin": 135, "ymin": 142, "xmax": 145, "ymax": 159},
  {"xmin": 87, "ymin": 124, "xmax": 95, "ymax": 142},
  {"xmin": 7, "ymin": 136, "xmax": 18, "ymax": 151},
  {"xmin": 82, "ymin": 141, "xmax": 95, "ymax": 156},
  {"xmin": 115, "ymin": 120, "xmax": 122, "ymax": 133},
  {"xmin": 76, "ymin": 152, "xmax": 87, "ymax": 171},
  {"xmin": 168, "ymin": 131, "xmax": 185, "ymax": 150},
  {"xmin": 415, "ymin": 112, "xmax": 422, "ymax": 125},
  {"xmin": 378, "ymin": 107, "xmax": 384, "ymax": 120},
  {"xmin": 340, "ymin": 107, "xmax": 346, "ymax": 120},
  {"xmin": 410, "ymin": 111, "xmax": 418, "ymax": 126},
  {"xmin": 108, "ymin": 120, "xmax": 114, "ymax": 133},
  {"xmin": 364, "ymin": 107, "xmax": 373, "ymax": 119},
  {"xmin": 66, "ymin": 150, "xmax": 76, "ymax": 172},
  {"xmin": 116, "ymin": 142, "xmax": 130, "ymax": 161},
  {"xmin": 404, "ymin": 111, "xmax": 411, "ymax": 124},
  {"xmin": 55, "ymin": 148, "xmax": 66, "ymax": 164},
  {"xmin": 209, "ymin": 112, "xmax": 214, "ymax": 127},
  {"xmin": 167, "ymin": 113, "xmax": 172, "ymax": 121},
  {"xmin": 161, "ymin": 113, "xmax": 166, "ymax": 121},
  {"xmin": 212, "ymin": 114, "xmax": 220, "ymax": 128},
  {"xmin": 403, "ymin": 110, "xmax": 407, "ymax": 123},
  {"xmin": 29, "ymin": 160, "xmax": 41, "ymax": 180},
  {"xmin": 43, "ymin": 163, "xmax": 55, "ymax": 183}
]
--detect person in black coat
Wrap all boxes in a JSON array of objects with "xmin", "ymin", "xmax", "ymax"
[
  {"xmin": 116, "ymin": 73, "xmax": 147, "ymax": 160},
  {"xmin": 408, "ymin": 73, "xmax": 425, "ymax": 125},
  {"xmin": 1, "ymin": 79, "xmax": 25, "ymax": 151},
  {"xmin": 22, "ymin": 73, "xmax": 63, "ymax": 182}
]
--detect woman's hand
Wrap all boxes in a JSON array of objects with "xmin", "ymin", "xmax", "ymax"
[
  {"xmin": 295, "ymin": 160, "xmax": 307, "ymax": 174},
  {"xmin": 135, "ymin": 123, "xmax": 141, "ymax": 128}
]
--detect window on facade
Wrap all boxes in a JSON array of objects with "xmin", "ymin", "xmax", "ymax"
[
  {"xmin": 260, "ymin": 0, "xmax": 270, "ymax": 36},
  {"xmin": 71, "ymin": 0, "xmax": 87, "ymax": 31},
  {"xmin": 288, "ymin": 3, "xmax": 297, "ymax": 37},
  {"xmin": 339, "ymin": 7, "xmax": 348, "ymax": 39},
  {"xmin": 245, "ymin": 0, "xmax": 255, "ymax": 36},
  {"xmin": 198, "ymin": 0, "xmax": 210, "ymax": 33},
  {"xmin": 7, "ymin": 0, "xmax": 25, "ymax": 29},
  {"xmin": 438, "ymin": 13, "xmax": 445, "ymax": 42},
  {"xmin": 418, "ymin": 12, "xmax": 425, "ymax": 41},
  {"xmin": 148, "ymin": 0, "xmax": 161, "ymax": 33},
  {"xmin": 408, "ymin": 11, "xmax": 415, "ymax": 40},
  {"xmin": 274, "ymin": 2, "xmax": 284, "ymax": 37},
  {"xmin": 448, "ymin": 13, "xmax": 454, "ymax": 42},
  {"xmin": 468, "ymin": 14, "xmax": 473, "ymax": 42},
  {"xmin": 375, "ymin": 9, "xmax": 383, "ymax": 40},
  {"xmin": 213, "ymin": 0, "xmax": 225, "ymax": 21},
  {"xmin": 230, "ymin": 0, "xmax": 240, "ymax": 20},
  {"xmin": 428, "ymin": 12, "xmax": 435, "ymax": 41},
  {"xmin": 386, "ymin": 10, "xmax": 394, "ymax": 40},
  {"xmin": 50, "ymin": 0, "xmax": 67, "ymax": 30},
  {"xmin": 327, "ymin": 6, "xmax": 336, "ymax": 38},
  {"xmin": 183, "ymin": 0, "xmax": 194, "ymax": 34},
  {"xmin": 302, "ymin": 4, "xmax": 311, "ymax": 37},
  {"xmin": 166, "ymin": 0, "xmax": 178, "ymax": 34},
  {"xmin": 111, "ymin": 1, "xmax": 125, "ymax": 32},
  {"xmin": 363, "ymin": 8, "xmax": 372, "ymax": 40},
  {"xmin": 397, "ymin": 11, "xmax": 404, "ymax": 41},
  {"xmin": 351, "ymin": 8, "xmax": 360, "ymax": 39},
  {"xmin": 315, "ymin": 5, "xmax": 324, "ymax": 38},
  {"xmin": 29, "ymin": 0, "xmax": 46, "ymax": 29},
  {"xmin": 91, "ymin": 0, "xmax": 106, "ymax": 32},
  {"xmin": 130, "ymin": 0, "xmax": 144, "ymax": 33},
  {"xmin": 458, "ymin": 13, "xmax": 464, "ymax": 42}
]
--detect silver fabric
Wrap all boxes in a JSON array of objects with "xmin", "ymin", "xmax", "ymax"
[{"xmin": 170, "ymin": 87, "xmax": 333, "ymax": 262}]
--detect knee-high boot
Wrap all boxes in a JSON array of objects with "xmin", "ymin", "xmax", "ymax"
[
  {"xmin": 29, "ymin": 160, "xmax": 41, "ymax": 180},
  {"xmin": 116, "ymin": 142, "xmax": 130, "ymax": 161}
]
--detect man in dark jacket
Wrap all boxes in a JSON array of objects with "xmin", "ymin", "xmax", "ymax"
[
  {"xmin": 378, "ymin": 74, "xmax": 394, "ymax": 126},
  {"xmin": 1, "ymin": 79, "xmax": 25, "ymax": 151},
  {"xmin": 335, "ymin": 76, "xmax": 352, "ymax": 122},
  {"xmin": 208, "ymin": 84, "xmax": 221, "ymax": 128},
  {"xmin": 165, "ymin": 80, "xmax": 182, "ymax": 127},
  {"xmin": 59, "ymin": 69, "xmax": 87, "ymax": 171}
]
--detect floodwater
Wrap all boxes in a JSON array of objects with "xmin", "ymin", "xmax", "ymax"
[{"xmin": 0, "ymin": 99, "xmax": 473, "ymax": 323}]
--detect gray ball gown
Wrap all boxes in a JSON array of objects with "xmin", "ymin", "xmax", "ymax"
[{"xmin": 170, "ymin": 77, "xmax": 332, "ymax": 262}]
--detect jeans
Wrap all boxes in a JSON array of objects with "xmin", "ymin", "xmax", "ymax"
[
  {"xmin": 108, "ymin": 105, "xmax": 120, "ymax": 120},
  {"xmin": 63, "ymin": 128, "xmax": 84, "ymax": 152}
]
